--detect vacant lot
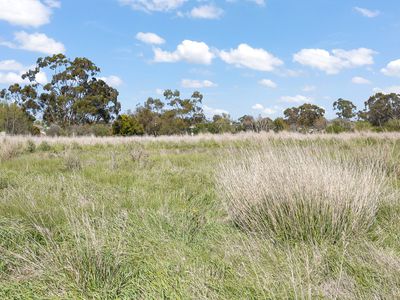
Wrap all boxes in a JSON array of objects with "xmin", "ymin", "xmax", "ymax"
[{"xmin": 1, "ymin": 133, "xmax": 400, "ymax": 299}]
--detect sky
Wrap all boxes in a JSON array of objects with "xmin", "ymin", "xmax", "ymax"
[{"xmin": 1, "ymin": 0, "xmax": 400, "ymax": 119}]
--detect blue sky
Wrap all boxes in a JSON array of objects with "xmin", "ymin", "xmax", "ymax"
[{"xmin": 1, "ymin": 0, "xmax": 400, "ymax": 119}]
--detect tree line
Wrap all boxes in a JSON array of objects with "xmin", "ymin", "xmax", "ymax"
[{"xmin": 1, "ymin": 54, "xmax": 400, "ymax": 136}]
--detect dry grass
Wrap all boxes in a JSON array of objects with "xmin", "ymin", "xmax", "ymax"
[{"xmin": 217, "ymin": 144, "xmax": 393, "ymax": 243}]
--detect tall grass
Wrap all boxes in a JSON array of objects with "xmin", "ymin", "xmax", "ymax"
[{"xmin": 217, "ymin": 145, "xmax": 392, "ymax": 242}]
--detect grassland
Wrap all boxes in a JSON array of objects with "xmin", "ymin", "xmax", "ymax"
[{"xmin": 1, "ymin": 133, "xmax": 400, "ymax": 299}]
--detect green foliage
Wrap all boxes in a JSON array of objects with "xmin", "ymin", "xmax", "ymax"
[
  {"xmin": 354, "ymin": 121, "xmax": 374, "ymax": 132},
  {"xmin": 0, "ymin": 102, "xmax": 34, "ymax": 134},
  {"xmin": 326, "ymin": 119, "xmax": 353, "ymax": 134},
  {"xmin": 333, "ymin": 98, "xmax": 357, "ymax": 119},
  {"xmin": 361, "ymin": 93, "xmax": 400, "ymax": 126},
  {"xmin": 273, "ymin": 117, "xmax": 288, "ymax": 132},
  {"xmin": 112, "ymin": 114, "xmax": 144, "ymax": 136},
  {"xmin": 383, "ymin": 119, "xmax": 400, "ymax": 131},
  {"xmin": 0, "ymin": 54, "xmax": 121, "ymax": 128},
  {"xmin": 284, "ymin": 103, "xmax": 325, "ymax": 129}
]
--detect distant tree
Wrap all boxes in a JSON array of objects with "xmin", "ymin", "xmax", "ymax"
[
  {"xmin": 112, "ymin": 114, "xmax": 144, "ymax": 136},
  {"xmin": 284, "ymin": 103, "xmax": 325, "ymax": 129},
  {"xmin": 360, "ymin": 93, "xmax": 400, "ymax": 126},
  {"xmin": 283, "ymin": 107, "xmax": 299, "ymax": 126},
  {"xmin": 0, "ymin": 102, "xmax": 34, "ymax": 134},
  {"xmin": 254, "ymin": 116, "xmax": 274, "ymax": 132},
  {"xmin": 209, "ymin": 113, "xmax": 233, "ymax": 133},
  {"xmin": 2, "ymin": 54, "xmax": 121, "ymax": 128},
  {"xmin": 238, "ymin": 115, "xmax": 255, "ymax": 131},
  {"xmin": 273, "ymin": 117, "xmax": 287, "ymax": 132},
  {"xmin": 333, "ymin": 98, "xmax": 357, "ymax": 119}
]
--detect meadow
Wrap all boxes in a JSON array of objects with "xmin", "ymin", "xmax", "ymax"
[{"xmin": 1, "ymin": 132, "xmax": 400, "ymax": 299}]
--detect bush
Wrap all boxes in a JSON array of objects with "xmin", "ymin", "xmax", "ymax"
[
  {"xmin": 217, "ymin": 145, "xmax": 391, "ymax": 243},
  {"xmin": 25, "ymin": 140, "xmax": 36, "ymax": 153},
  {"xmin": 112, "ymin": 115, "xmax": 144, "ymax": 136},
  {"xmin": 354, "ymin": 121, "xmax": 373, "ymax": 132},
  {"xmin": 383, "ymin": 119, "xmax": 400, "ymax": 131},
  {"xmin": 46, "ymin": 124, "xmax": 64, "ymax": 137},
  {"xmin": 326, "ymin": 119, "xmax": 353, "ymax": 134},
  {"xmin": 63, "ymin": 151, "xmax": 82, "ymax": 171},
  {"xmin": 37, "ymin": 141, "xmax": 52, "ymax": 152}
]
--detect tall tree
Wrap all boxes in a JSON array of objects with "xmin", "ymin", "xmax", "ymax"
[
  {"xmin": 333, "ymin": 98, "xmax": 357, "ymax": 119},
  {"xmin": 361, "ymin": 93, "xmax": 400, "ymax": 126},
  {"xmin": 3, "ymin": 54, "xmax": 121, "ymax": 127},
  {"xmin": 284, "ymin": 103, "xmax": 325, "ymax": 128}
]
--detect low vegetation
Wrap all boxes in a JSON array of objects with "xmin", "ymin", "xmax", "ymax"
[{"xmin": 1, "ymin": 133, "xmax": 400, "ymax": 298}]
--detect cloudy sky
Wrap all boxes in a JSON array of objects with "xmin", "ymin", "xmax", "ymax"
[{"xmin": 1, "ymin": 0, "xmax": 400, "ymax": 118}]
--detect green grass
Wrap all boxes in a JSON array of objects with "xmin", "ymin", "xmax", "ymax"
[{"xmin": 0, "ymin": 136, "xmax": 400, "ymax": 299}]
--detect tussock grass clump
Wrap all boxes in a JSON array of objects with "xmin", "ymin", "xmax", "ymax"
[
  {"xmin": 0, "ymin": 139, "xmax": 22, "ymax": 162},
  {"xmin": 217, "ymin": 145, "xmax": 391, "ymax": 243},
  {"xmin": 63, "ymin": 151, "xmax": 82, "ymax": 171}
]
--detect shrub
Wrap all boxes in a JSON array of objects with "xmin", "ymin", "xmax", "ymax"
[
  {"xmin": 216, "ymin": 145, "xmax": 391, "ymax": 243},
  {"xmin": 46, "ymin": 124, "xmax": 64, "ymax": 137},
  {"xmin": 354, "ymin": 121, "xmax": 373, "ymax": 132},
  {"xmin": 112, "ymin": 115, "xmax": 144, "ymax": 136},
  {"xmin": 383, "ymin": 119, "xmax": 400, "ymax": 132},
  {"xmin": 25, "ymin": 140, "xmax": 36, "ymax": 153},
  {"xmin": 63, "ymin": 151, "xmax": 82, "ymax": 171},
  {"xmin": 37, "ymin": 141, "xmax": 52, "ymax": 152}
]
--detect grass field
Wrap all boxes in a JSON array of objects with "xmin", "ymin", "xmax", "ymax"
[{"xmin": 1, "ymin": 133, "xmax": 400, "ymax": 299}]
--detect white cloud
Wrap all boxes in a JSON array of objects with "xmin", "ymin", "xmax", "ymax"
[
  {"xmin": 258, "ymin": 79, "xmax": 277, "ymax": 88},
  {"xmin": 354, "ymin": 7, "xmax": 380, "ymax": 18},
  {"xmin": 0, "ymin": 59, "xmax": 48, "ymax": 85},
  {"xmin": 98, "ymin": 75, "xmax": 123, "ymax": 87},
  {"xmin": 203, "ymin": 105, "xmax": 228, "ymax": 117},
  {"xmin": 153, "ymin": 40, "xmax": 214, "ymax": 64},
  {"xmin": 0, "ymin": 60, "xmax": 25, "ymax": 71},
  {"xmin": 1, "ymin": 31, "xmax": 65, "ymax": 55},
  {"xmin": 155, "ymin": 88, "xmax": 164, "ymax": 95},
  {"xmin": 373, "ymin": 86, "xmax": 400, "ymax": 94},
  {"xmin": 252, "ymin": 103, "xmax": 276, "ymax": 115},
  {"xmin": 293, "ymin": 48, "xmax": 376, "ymax": 74},
  {"xmin": 302, "ymin": 85, "xmax": 316, "ymax": 92},
  {"xmin": 136, "ymin": 32, "xmax": 165, "ymax": 45},
  {"xmin": 352, "ymin": 76, "xmax": 371, "ymax": 85},
  {"xmin": 190, "ymin": 5, "xmax": 223, "ymax": 19},
  {"xmin": 0, "ymin": 70, "xmax": 47, "ymax": 85},
  {"xmin": 0, "ymin": 0, "xmax": 61, "ymax": 27},
  {"xmin": 381, "ymin": 59, "xmax": 400, "ymax": 77},
  {"xmin": 280, "ymin": 95, "xmax": 312, "ymax": 103},
  {"xmin": 247, "ymin": 0, "xmax": 265, "ymax": 6},
  {"xmin": 219, "ymin": 43, "xmax": 283, "ymax": 72},
  {"xmin": 119, "ymin": 0, "xmax": 186, "ymax": 12},
  {"xmin": 181, "ymin": 79, "xmax": 216, "ymax": 88}
]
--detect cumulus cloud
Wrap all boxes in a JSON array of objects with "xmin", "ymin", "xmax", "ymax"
[
  {"xmin": 252, "ymin": 103, "xmax": 276, "ymax": 115},
  {"xmin": 280, "ymin": 95, "xmax": 312, "ymax": 103},
  {"xmin": 354, "ymin": 7, "xmax": 380, "ymax": 18},
  {"xmin": 293, "ymin": 48, "xmax": 376, "ymax": 74},
  {"xmin": 352, "ymin": 76, "xmax": 371, "ymax": 84},
  {"xmin": 1, "ymin": 31, "xmax": 65, "ymax": 55},
  {"xmin": 258, "ymin": 79, "xmax": 277, "ymax": 88},
  {"xmin": 0, "ymin": 60, "xmax": 25, "ymax": 71},
  {"xmin": 98, "ymin": 75, "xmax": 123, "ymax": 87},
  {"xmin": 136, "ymin": 32, "xmax": 165, "ymax": 45},
  {"xmin": 0, "ymin": 59, "xmax": 48, "ymax": 85},
  {"xmin": 119, "ymin": 0, "xmax": 186, "ymax": 12},
  {"xmin": 381, "ymin": 59, "xmax": 400, "ymax": 77},
  {"xmin": 181, "ymin": 79, "xmax": 216, "ymax": 88},
  {"xmin": 203, "ymin": 105, "xmax": 228, "ymax": 117},
  {"xmin": 0, "ymin": 0, "xmax": 60, "ymax": 27},
  {"xmin": 153, "ymin": 40, "xmax": 214, "ymax": 64},
  {"xmin": 219, "ymin": 44, "xmax": 283, "ymax": 72},
  {"xmin": 190, "ymin": 5, "xmax": 223, "ymax": 19}
]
